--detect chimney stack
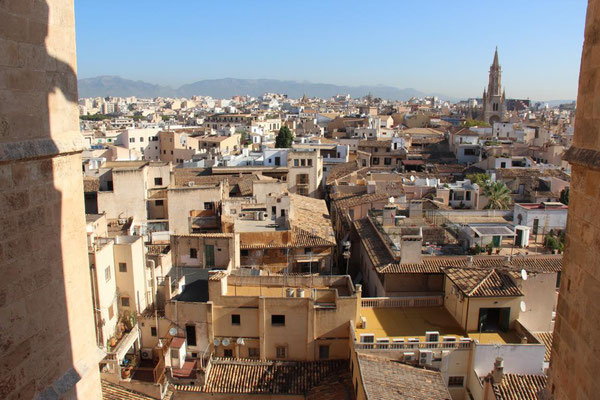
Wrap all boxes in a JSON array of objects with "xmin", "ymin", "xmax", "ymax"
[{"xmin": 492, "ymin": 357, "xmax": 504, "ymax": 384}]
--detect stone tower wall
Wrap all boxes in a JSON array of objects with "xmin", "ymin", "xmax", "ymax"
[
  {"xmin": 0, "ymin": 0, "xmax": 102, "ymax": 398},
  {"xmin": 548, "ymin": 1, "xmax": 600, "ymax": 399}
]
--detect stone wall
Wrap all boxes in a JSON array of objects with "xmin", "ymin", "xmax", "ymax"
[
  {"xmin": 0, "ymin": 0, "xmax": 101, "ymax": 398},
  {"xmin": 548, "ymin": 1, "xmax": 600, "ymax": 399}
]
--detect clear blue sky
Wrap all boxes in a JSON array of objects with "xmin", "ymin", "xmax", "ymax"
[{"xmin": 74, "ymin": 0, "xmax": 587, "ymax": 100}]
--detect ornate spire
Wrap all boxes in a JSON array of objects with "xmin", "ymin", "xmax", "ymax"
[{"xmin": 492, "ymin": 46, "xmax": 499, "ymax": 69}]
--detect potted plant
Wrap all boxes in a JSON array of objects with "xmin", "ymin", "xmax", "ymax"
[{"xmin": 121, "ymin": 366, "xmax": 132, "ymax": 379}]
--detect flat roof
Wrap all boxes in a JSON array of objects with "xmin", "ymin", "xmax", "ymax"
[{"xmin": 356, "ymin": 306, "xmax": 464, "ymax": 341}]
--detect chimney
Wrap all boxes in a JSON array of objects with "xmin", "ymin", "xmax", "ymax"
[
  {"xmin": 466, "ymin": 256, "xmax": 473, "ymax": 268},
  {"xmin": 367, "ymin": 180, "xmax": 376, "ymax": 194},
  {"xmin": 492, "ymin": 357, "xmax": 504, "ymax": 384},
  {"xmin": 382, "ymin": 204, "xmax": 396, "ymax": 227}
]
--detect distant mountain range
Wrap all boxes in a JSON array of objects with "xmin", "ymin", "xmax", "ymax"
[{"xmin": 77, "ymin": 76, "xmax": 452, "ymax": 101}]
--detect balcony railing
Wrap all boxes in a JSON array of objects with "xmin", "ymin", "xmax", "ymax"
[
  {"xmin": 355, "ymin": 340, "xmax": 472, "ymax": 351},
  {"xmin": 361, "ymin": 295, "xmax": 443, "ymax": 308}
]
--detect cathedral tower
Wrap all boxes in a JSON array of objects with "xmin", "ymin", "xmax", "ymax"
[{"xmin": 482, "ymin": 47, "xmax": 506, "ymax": 124}]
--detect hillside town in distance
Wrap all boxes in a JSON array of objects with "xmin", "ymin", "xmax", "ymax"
[{"xmin": 82, "ymin": 49, "xmax": 569, "ymax": 399}]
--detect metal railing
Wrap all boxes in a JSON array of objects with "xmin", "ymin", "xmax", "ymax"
[{"xmin": 361, "ymin": 295, "xmax": 443, "ymax": 308}]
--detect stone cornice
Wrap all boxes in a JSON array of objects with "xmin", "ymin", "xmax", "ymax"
[{"xmin": 563, "ymin": 146, "xmax": 600, "ymax": 170}]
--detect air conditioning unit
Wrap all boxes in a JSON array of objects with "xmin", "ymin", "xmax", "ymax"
[
  {"xmin": 403, "ymin": 352, "xmax": 416, "ymax": 362},
  {"xmin": 425, "ymin": 331, "xmax": 440, "ymax": 343},
  {"xmin": 419, "ymin": 350, "xmax": 433, "ymax": 366},
  {"xmin": 141, "ymin": 348, "xmax": 153, "ymax": 360},
  {"xmin": 360, "ymin": 316, "xmax": 367, "ymax": 329}
]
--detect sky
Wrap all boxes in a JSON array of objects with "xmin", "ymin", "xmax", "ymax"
[{"xmin": 74, "ymin": 0, "xmax": 587, "ymax": 100}]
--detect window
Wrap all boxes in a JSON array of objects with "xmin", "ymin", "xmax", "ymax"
[
  {"xmin": 104, "ymin": 266, "xmax": 111, "ymax": 282},
  {"xmin": 151, "ymin": 327, "xmax": 157, "ymax": 337},
  {"xmin": 186, "ymin": 325, "xmax": 197, "ymax": 346},
  {"xmin": 294, "ymin": 159, "xmax": 299, "ymax": 167},
  {"xmin": 231, "ymin": 314, "xmax": 240, "ymax": 325},
  {"xmin": 271, "ymin": 315, "xmax": 285, "ymax": 326},
  {"xmin": 319, "ymin": 345, "xmax": 329, "ymax": 360},
  {"xmin": 108, "ymin": 304, "xmax": 114, "ymax": 320},
  {"xmin": 190, "ymin": 248, "xmax": 198, "ymax": 259},
  {"xmin": 223, "ymin": 349, "xmax": 233, "ymax": 358},
  {"xmin": 119, "ymin": 262, "xmax": 127, "ymax": 272},
  {"xmin": 276, "ymin": 346, "xmax": 286, "ymax": 359},
  {"xmin": 307, "ymin": 159, "xmax": 312, "ymax": 167},
  {"xmin": 281, "ymin": 209, "xmax": 285, "ymax": 217},
  {"xmin": 448, "ymin": 376, "xmax": 464, "ymax": 387},
  {"xmin": 374, "ymin": 148, "xmax": 378, "ymax": 153},
  {"xmin": 170, "ymin": 349, "xmax": 178, "ymax": 359},
  {"xmin": 248, "ymin": 347, "xmax": 259, "ymax": 358},
  {"xmin": 155, "ymin": 199, "xmax": 163, "ymax": 206},
  {"xmin": 301, "ymin": 159, "xmax": 306, "ymax": 167},
  {"xmin": 204, "ymin": 202, "xmax": 213, "ymax": 210},
  {"xmin": 121, "ymin": 297, "xmax": 130, "ymax": 307},
  {"xmin": 129, "ymin": 138, "xmax": 135, "ymax": 143},
  {"xmin": 384, "ymin": 158, "xmax": 391, "ymax": 166},
  {"xmin": 274, "ymin": 156, "xmax": 280, "ymax": 166},
  {"xmin": 386, "ymin": 148, "xmax": 390, "ymax": 152},
  {"xmin": 154, "ymin": 177, "xmax": 163, "ymax": 186},
  {"xmin": 241, "ymin": 249, "xmax": 249, "ymax": 257},
  {"xmin": 304, "ymin": 248, "xmax": 312, "ymax": 254},
  {"xmin": 140, "ymin": 137, "xmax": 144, "ymax": 142},
  {"xmin": 372, "ymin": 157, "xmax": 379, "ymax": 165}
]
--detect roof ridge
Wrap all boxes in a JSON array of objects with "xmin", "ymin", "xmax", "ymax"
[{"xmin": 467, "ymin": 269, "xmax": 496, "ymax": 296}]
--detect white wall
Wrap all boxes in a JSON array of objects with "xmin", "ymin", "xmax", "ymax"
[{"xmin": 472, "ymin": 343, "xmax": 545, "ymax": 377}]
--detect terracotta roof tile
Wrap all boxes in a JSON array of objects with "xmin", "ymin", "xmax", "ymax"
[
  {"xmin": 357, "ymin": 353, "xmax": 451, "ymax": 400},
  {"xmin": 533, "ymin": 331, "xmax": 553, "ymax": 362},
  {"xmin": 200, "ymin": 359, "xmax": 348, "ymax": 394},
  {"xmin": 493, "ymin": 374, "xmax": 547, "ymax": 400},
  {"xmin": 101, "ymin": 380, "xmax": 158, "ymax": 400},
  {"xmin": 378, "ymin": 255, "xmax": 562, "ymax": 274},
  {"xmin": 353, "ymin": 218, "xmax": 394, "ymax": 267},
  {"xmin": 444, "ymin": 267, "xmax": 523, "ymax": 297}
]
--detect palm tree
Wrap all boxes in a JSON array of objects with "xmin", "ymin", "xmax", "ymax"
[{"xmin": 483, "ymin": 181, "xmax": 512, "ymax": 210}]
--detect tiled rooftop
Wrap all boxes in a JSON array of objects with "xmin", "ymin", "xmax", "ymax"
[
  {"xmin": 356, "ymin": 353, "xmax": 451, "ymax": 400},
  {"xmin": 101, "ymin": 380, "xmax": 157, "ymax": 400},
  {"xmin": 492, "ymin": 373, "xmax": 547, "ymax": 400},
  {"xmin": 444, "ymin": 267, "xmax": 523, "ymax": 297},
  {"xmin": 378, "ymin": 255, "xmax": 562, "ymax": 274},
  {"xmin": 533, "ymin": 331, "xmax": 553, "ymax": 362},
  {"xmin": 200, "ymin": 358, "xmax": 348, "ymax": 395}
]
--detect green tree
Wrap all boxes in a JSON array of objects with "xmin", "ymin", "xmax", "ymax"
[
  {"xmin": 466, "ymin": 173, "xmax": 490, "ymax": 187},
  {"xmin": 483, "ymin": 181, "xmax": 512, "ymax": 210},
  {"xmin": 560, "ymin": 187, "xmax": 569, "ymax": 205},
  {"xmin": 275, "ymin": 126, "xmax": 294, "ymax": 148}
]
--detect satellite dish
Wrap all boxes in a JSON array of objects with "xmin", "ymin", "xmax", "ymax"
[
  {"xmin": 520, "ymin": 301, "xmax": 527, "ymax": 313},
  {"xmin": 410, "ymin": 175, "xmax": 415, "ymax": 182},
  {"xmin": 213, "ymin": 338, "xmax": 221, "ymax": 346},
  {"xmin": 236, "ymin": 337, "xmax": 245, "ymax": 346},
  {"xmin": 389, "ymin": 197, "xmax": 395, "ymax": 203},
  {"xmin": 168, "ymin": 327, "xmax": 178, "ymax": 336},
  {"xmin": 521, "ymin": 269, "xmax": 528, "ymax": 281},
  {"xmin": 222, "ymin": 338, "xmax": 231, "ymax": 347}
]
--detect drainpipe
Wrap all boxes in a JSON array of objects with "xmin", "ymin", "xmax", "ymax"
[{"xmin": 147, "ymin": 259, "xmax": 160, "ymax": 341}]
